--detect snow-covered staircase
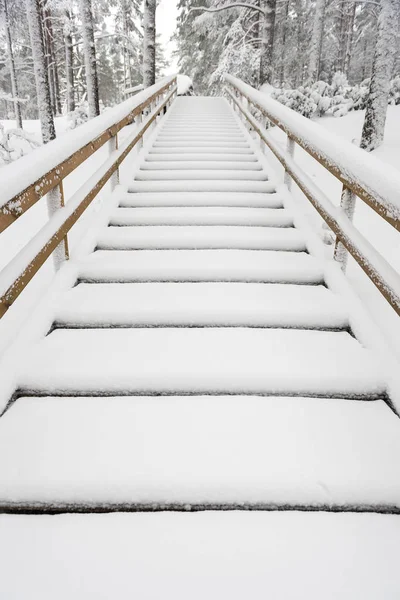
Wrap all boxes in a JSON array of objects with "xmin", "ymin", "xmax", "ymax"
[{"xmin": 0, "ymin": 97, "xmax": 399, "ymax": 517}]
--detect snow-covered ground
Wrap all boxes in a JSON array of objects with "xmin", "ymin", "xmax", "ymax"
[{"xmin": 266, "ymin": 105, "xmax": 400, "ymax": 360}]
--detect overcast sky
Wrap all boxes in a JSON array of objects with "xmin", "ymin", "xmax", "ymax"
[{"xmin": 157, "ymin": 0, "xmax": 179, "ymax": 73}]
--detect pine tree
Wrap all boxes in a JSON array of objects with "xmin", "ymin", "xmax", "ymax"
[
  {"xmin": 25, "ymin": 0, "xmax": 55, "ymax": 142},
  {"xmin": 2, "ymin": 0, "xmax": 22, "ymax": 127},
  {"xmin": 143, "ymin": 0, "xmax": 156, "ymax": 87},
  {"xmin": 79, "ymin": 0, "xmax": 100, "ymax": 116},
  {"xmin": 361, "ymin": 0, "xmax": 399, "ymax": 151},
  {"xmin": 307, "ymin": 0, "xmax": 326, "ymax": 84}
]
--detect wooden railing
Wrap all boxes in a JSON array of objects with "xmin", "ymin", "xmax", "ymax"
[
  {"xmin": 224, "ymin": 74, "xmax": 400, "ymax": 317},
  {"xmin": 0, "ymin": 76, "xmax": 177, "ymax": 319}
]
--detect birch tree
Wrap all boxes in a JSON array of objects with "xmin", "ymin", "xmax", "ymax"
[
  {"xmin": 143, "ymin": 0, "xmax": 156, "ymax": 87},
  {"xmin": 79, "ymin": 0, "xmax": 100, "ymax": 116},
  {"xmin": 360, "ymin": 0, "xmax": 399, "ymax": 151},
  {"xmin": 25, "ymin": 0, "xmax": 55, "ymax": 142},
  {"xmin": 307, "ymin": 0, "xmax": 326, "ymax": 84},
  {"xmin": 2, "ymin": 0, "xmax": 22, "ymax": 128}
]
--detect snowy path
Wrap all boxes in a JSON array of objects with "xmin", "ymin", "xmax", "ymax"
[{"xmin": 0, "ymin": 96, "xmax": 400, "ymax": 597}]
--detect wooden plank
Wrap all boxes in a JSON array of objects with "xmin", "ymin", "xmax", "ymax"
[
  {"xmin": 227, "ymin": 90, "xmax": 400, "ymax": 317},
  {"xmin": 0, "ymin": 80, "xmax": 176, "ymax": 234},
  {"xmin": 0, "ymin": 88, "xmax": 176, "ymax": 319}
]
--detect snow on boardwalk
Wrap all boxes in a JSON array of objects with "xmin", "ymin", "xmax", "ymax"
[{"xmin": 0, "ymin": 96, "xmax": 399, "ymax": 595}]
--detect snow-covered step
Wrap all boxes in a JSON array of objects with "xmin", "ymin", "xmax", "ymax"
[
  {"xmin": 0, "ymin": 511, "xmax": 399, "ymax": 599},
  {"xmin": 128, "ymin": 181, "xmax": 276, "ymax": 193},
  {"xmin": 109, "ymin": 207, "xmax": 293, "ymax": 226},
  {"xmin": 156, "ymin": 135, "xmax": 247, "ymax": 142},
  {"xmin": 55, "ymin": 283, "xmax": 349, "ymax": 330},
  {"xmin": 0, "ymin": 397, "xmax": 397, "ymax": 510},
  {"xmin": 153, "ymin": 141, "xmax": 251, "ymax": 148},
  {"xmin": 78, "ymin": 250, "xmax": 324, "ymax": 284},
  {"xmin": 144, "ymin": 153, "xmax": 259, "ymax": 162},
  {"xmin": 139, "ymin": 161, "xmax": 263, "ymax": 171},
  {"xmin": 135, "ymin": 170, "xmax": 269, "ymax": 181},
  {"xmin": 96, "ymin": 226, "xmax": 306, "ymax": 251},
  {"xmin": 18, "ymin": 329, "xmax": 385, "ymax": 398},
  {"xmin": 149, "ymin": 147, "xmax": 254, "ymax": 155},
  {"xmin": 119, "ymin": 192, "xmax": 284, "ymax": 208}
]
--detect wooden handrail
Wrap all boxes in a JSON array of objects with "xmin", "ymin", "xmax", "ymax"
[
  {"xmin": 224, "ymin": 77, "xmax": 400, "ymax": 317},
  {"xmin": 224, "ymin": 74, "xmax": 400, "ymax": 232},
  {"xmin": 0, "ymin": 79, "xmax": 177, "ymax": 319},
  {"xmin": 0, "ymin": 77, "xmax": 176, "ymax": 234}
]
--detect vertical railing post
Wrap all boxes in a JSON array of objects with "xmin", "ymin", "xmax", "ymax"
[
  {"xmin": 137, "ymin": 111, "xmax": 143, "ymax": 149},
  {"xmin": 284, "ymin": 136, "xmax": 295, "ymax": 190},
  {"xmin": 334, "ymin": 186, "xmax": 356, "ymax": 270},
  {"xmin": 109, "ymin": 132, "xmax": 119, "ymax": 190},
  {"xmin": 47, "ymin": 181, "xmax": 69, "ymax": 269}
]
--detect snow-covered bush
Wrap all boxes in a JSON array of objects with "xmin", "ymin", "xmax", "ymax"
[
  {"xmin": 0, "ymin": 124, "xmax": 40, "ymax": 166},
  {"xmin": 389, "ymin": 76, "xmax": 400, "ymax": 105},
  {"xmin": 67, "ymin": 103, "xmax": 89, "ymax": 130},
  {"xmin": 177, "ymin": 74, "xmax": 194, "ymax": 96},
  {"xmin": 271, "ymin": 72, "xmax": 400, "ymax": 119}
]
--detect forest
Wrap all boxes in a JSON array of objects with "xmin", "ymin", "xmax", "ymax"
[{"xmin": 0, "ymin": 0, "xmax": 399, "ymax": 156}]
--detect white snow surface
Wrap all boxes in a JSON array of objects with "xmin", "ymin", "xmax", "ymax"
[
  {"xmin": 0, "ymin": 396, "xmax": 398, "ymax": 508},
  {"xmin": 1, "ymin": 511, "xmax": 400, "ymax": 599},
  {"xmin": 78, "ymin": 249, "xmax": 324, "ymax": 283},
  {"xmin": 55, "ymin": 282, "xmax": 349, "ymax": 328},
  {"xmin": 96, "ymin": 225, "xmax": 307, "ymax": 251},
  {"xmin": 18, "ymin": 328, "xmax": 385, "ymax": 397}
]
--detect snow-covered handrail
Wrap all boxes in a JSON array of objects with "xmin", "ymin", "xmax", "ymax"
[
  {"xmin": 224, "ymin": 74, "xmax": 400, "ymax": 231},
  {"xmin": 0, "ymin": 77, "xmax": 177, "ymax": 319},
  {"xmin": 123, "ymin": 84, "xmax": 145, "ymax": 97},
  {"xmin": 224, "ymin": 74, "xmax": 400, "ymax": 317},
  {"xmin": 0, "ymin": 76, "xmax": 176, "ymax": 233}
]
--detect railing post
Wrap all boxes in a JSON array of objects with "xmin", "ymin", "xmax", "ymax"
[
  {"xmin": 137, "ymin": 111, "xmax": 143, "ymax": 149},
  {"xmin": 284, "ymin": 136, "xmax": 295, "ymax": 190},
  {"xmin": 109, "ymin": 132, "xmax": 119, "ymax": 190},
  {"xmin": 47, "ymin": 181, "xmax": 69, "ymax": 269},
  {"xmin": 334, "ymin": 186, "xmax": 356, "ymax": 270}
]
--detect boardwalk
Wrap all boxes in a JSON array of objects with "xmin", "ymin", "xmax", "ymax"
[{"xmin": 0, "ymin": 87, "xmax": 400, "ymax": 598}]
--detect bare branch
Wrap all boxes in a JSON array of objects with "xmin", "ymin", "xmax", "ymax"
[{"xmin": 189, "ymin": 3, "xmax": 266, "ymax": 18}]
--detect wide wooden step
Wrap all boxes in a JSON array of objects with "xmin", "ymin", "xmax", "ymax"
[
  {"xmin": 109, "ymin": 207, "xmax": 293, "ymax": 226},
  {"xmin": 96, "ymin": 226, "xmax": 306, "ymax": 251},
  {"xmin": 55, "ymin": 282, "xmax": 349, "ymax": 329},
  {"xmin": 135, "ymin": 170, "xmax": 269, "ymax": 181},
  {"xmin": 139, "ymin": 161, "xmax": 263, "ymax": 171},
  {"xmin": 0, "ymin": 396, "xmax": 395, "ymax": 510},
  {"xmin": 119, "ymin": 192, "xmax": 284, "ymax": 208},
  {"xmin": 144, "ymin": 153, "xmax": 259, "ymax": 162},
  {"xmin": 17, "ymin": 328, "xmax": 384, "ymax": 398},
  {"xmin": 77, "ymin": 250, "xmax": 324, "ymax": 284},
  {"xmin": 128, "ymin": 181, "xmax": 276, "ymax": 193}
]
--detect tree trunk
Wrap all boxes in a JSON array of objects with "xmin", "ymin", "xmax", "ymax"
[
  {"xmin": 277, "ymin": 0, "xmax": 290, "ymax": 85},
  {"xmin": 143, "ymin": 0, "xmax": 156, "ymax": 87},
  {"xmin": 25, "ymin": 0, "xmax": 56, "ymax": 142},
  {"xmin": 337, "ymin": 0, "xmax": 355, "ymax": 77},
  {"xmin": 79, "ymin": 0, "xmax": 100, "ymax": 117},
  {"xmin": 343, "ymin": 3, "xmax": 356, "ymax": 78},
  {"xmin": 2, "ymin": 0, "xmax": 22, "ymax": 128},
  {"xmin": 64, "ymin": 10, "xmax": 75, "ymax": 112},
  {"xmin": 259, "ymin": 0, "xmax": 277, "ymax": 85},
  {"xmin": 295, "ymin": 0, "xmax": 304, "ymax": 86},
  {"xmin": 46, "ymin": 7, "xmax": 62, "ymax": 115},
  {"xmin": 360, "ymin": 0, "xmax": 398, "ymax": 151},
  {"xmin": 307, "ymin": 0, "xmax": 326, "ymax": 84}
]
